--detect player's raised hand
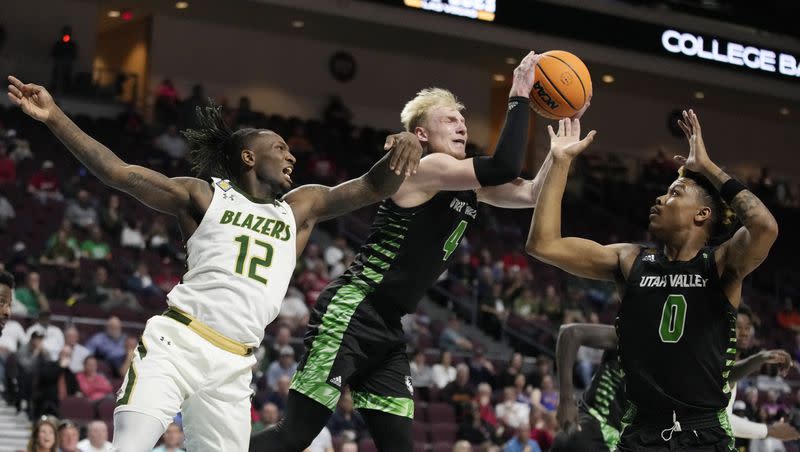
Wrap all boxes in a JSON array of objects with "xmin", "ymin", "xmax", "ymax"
[
  {"xmin": 7, "ymin": 76, "xmax": 58, "ymax": 123},
  {"xmin": 674, "ymin": 109, "xmax": 712, "ymax": 173},
  {"xmin": 384, "ymin": 131, "xmax": 423, "ymax": 177},
  {"xmin": 571, "ymin": 93, "xmax": 592, "ymax": 120},
  {"xmin": 768, "ymin": 419, "xmax": 800, "ymax": 441},
  {"xmin": 509, "ymin": 51, "xmax": 542, "ymax": 98},
  {"xmin": 548, "ymin": 118, "xmax": 596, "ymax": 161}
]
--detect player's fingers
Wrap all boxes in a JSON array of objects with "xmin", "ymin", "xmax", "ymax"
[
  {"xmin": 7, "ymin": 75, "xmax": 25, "ymax": 90},
  {"xmin": 573, "ymin": 118, "xmax": 581, "ymax": 138},
  {"xmin": 565, "ymin": 117, "xmax": 572, "ymax": 137},
  {"xmin": 384, "ymin": 135, "xmax": 396, "ymax": 151},
  {"xmin": 678, "ymin": 120, "xmax": 691, "ymax": 138},
  {"xmin": 674, "ymin": 155, "xmax": 687, "ymax": 163},
  {"xmin": 7, "ymin": 92, "xmax": 22, "ymax": 106},
  {"xmin": 547, "ymin": 125, "xmax": 556, "ymax": 140},
  {"xmin": 7, "ymin": 84, "xmax": 22, "ymax": 99},
  {"xmin": 558, "ymin": 119, "xmax": 565, "ymax": 137},
  {"xmin": 583, "ymin": 130, "xmax": 597, "ymax": 143},
  {"xmin": 690, "ymin": 109, "xmax": 702, "ymax": 134}
]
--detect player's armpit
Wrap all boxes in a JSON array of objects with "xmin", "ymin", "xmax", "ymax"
[{"xmin": 526, "ymin": 239, "xmax": 636, "ymax": 282}]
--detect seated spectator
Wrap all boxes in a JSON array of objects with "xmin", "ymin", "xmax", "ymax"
[
  {"xmin": 276, "ymin": 286, "xmax": 309, "ymax": 332},
  {"xmin": 512, "ymin": 288, "xmax": 542, "ymax": 321},
  {"xmin": 527, "ymin": 356, "xmax": 553, "ymax": 389},
  {"xmin": 86, "ymin": 316, "xmax": 128, "ymax": 370},
  {"xmin": 475, "ymin": 383, "xmax": 498, "ymax": 428},
  {"xmin": 152, "ymin": 422, "xmax": 186, "ymax": 452},
  {"xmin": 497, "ymin": 353, "xmax": 524, "ymax": 389},
  {"xmin": 502, "ymin": 423, "xmax": 541, "ymax": 452},
  {"xmin": 28, "ymin": 160, "xmax": 63, "ymax": 203},
  {"xmin": 468, "ymin": 347, "xmax": 495, "ymax": 386},
  {"xmin": 81, "ymin": 225, "xmax": 112, "ymax": 260},
  {"xmin": 100, "ymin": 194, "xmax": 123, "ymax": 238},
  {"xmin": 443, "ymin": 363, "xmax": 476, "ymax": 420},
  {"xmin": 265, "ymin": 345, "xmax": 298, "ymax": 391},
  {"xmin": 121, "ymin": 219, "xmax": 146, "ymax": 249},
  {"xmin": 46, "ymin": 219, "xmax": 80, "ymax": 254},
  {"xmin": 77, "ymin": 420, "xmax": 113, "ymax": 452},
  {"xmin": 501, "ymin": 250, "xmax": 528, "ymax": 271},
  {"xmin": 776, "ymin": 298, "xmax": 800, "ymax": 332},
  {"xmin": 576, "ymin": 342, "xmax": 604, "ymax": 389},
  {"xmin": 17, "ymin": 331, "xmax": 49, "ymax": 417},
  {"xmin": 126, "ymin": 262, "xmax": 163, "ymax": 298},
  {"xmin": 409, "ymin": 349, "xmax": 433, "ymax": 398},
  {"xmin": 76, "ymin": 356, "xmax": 114, "ymax": 401},
  {"xmin": 55, "ymin": 344, "xmax": 80, "ymax": 398},
  {"xmin": 327, "ymin": 390, "xmax": 368, "ymax": 441},
  {"xmin": 530, "ymin": 375, "xmax": 559, "ymax": 413},
  {"xmin": 14, "ymin": 271, "xmax": 50, "ymax": 316},
  {"xmin": 440, "ymin": 317, "xmax": 473, "ymax": 353},
  {"xmin": 265, "ymin": 375, "xmax": 291, "ymax": 412},
  {"xmin": 0, "ymin": 142, "xmax": 16, "ymax": 184},
  {"xmin": 513, "ymin": 374, "xmax": 531, "ymax": 405},
  {"xmin": 0, "ymin": 193, "xmax": 14, "ymax": 230},
  {"xmin": 432, "ymin": 350, "xmax": 457, "ymax": 389},
  {"xmin": 26, "ymin": 311, "xmax": 63, "ymax": 361},
  {"xmin": 458, "ymin": 401, "xmax": 500, "ymax": 447},
  {"xmin": 263, "ymin": 325, "xmax": 297, "ymax": 364},
  {"xmin": 40, "ymin": 229, "xmax": 80, "ymax": 270},
  {"xmin": 529, "ymin": 410, "xmax": 557, "ymax": 451},
  {"xmin": 251, "ymin": 402, "xmax": 280, "ymax": 434},
  {"xmin": 450, "ymin": 251, "xmax": 477, "ymax": 288},
  {"xmin": 307, "ymin": 426, "xmax": 334, "ymax": 452},
  {"xmin": 496, "ymin": 387, "xmax": 530, "ymax": 429},
  {"xmin": 153, "ymin": 264, "xmax": 181, "ymax": 294},
  {"xmin": 65, "ymin": 189, "xmax": 99, "ymax": 230},
  {"xmin": 154, "ymin": 125, "xmax": 189, "ymax": 162},
  {"xmin": 540, "ymin": 285, "xmax": 563, "ymax": 324},
  {"xmin": 10, "ymin": 137, "xmax": 34, "ymax": 162},
  {"xmin": 82, "ymin": 266, "xmax": 143, "ymax": 312},
  {"xmin": 762, "ymin": 389, "xmax": 789, "ymax": 421},
  {"xmin": 57, "ymin": 419, "xmax": 81, "ymax": 452},
  {"xmin": 118, "ymin": 336, "xmax": 139, "ymax": 376},
  {"xmin": 26, "ymin": 416, "xmax": 57, "ymax": 452}
]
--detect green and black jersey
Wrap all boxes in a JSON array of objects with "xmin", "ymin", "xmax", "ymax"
[
  {"xmin": 323, "ymin": 190, "xmax": 478, "ymax": 317},
  {"xmin": 616, "ymin": 246, "xmax": 736, "ymax": 417},
  {"xmin": 578, "ymin": 350, "xmax": 625, "ymax": 450}
]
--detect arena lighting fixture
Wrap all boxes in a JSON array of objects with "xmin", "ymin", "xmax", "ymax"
[
  {"xmin": 291, "ymin": 20, "xmax": 305, "ymax": 28},
  {"xmin": 493, "ymin": 74, "xmax": 506, "ymax": 82},
  {"xmin": 175, "ymin": 1, "xmax": 189, "ymax": 9},
  {"xmin": 780, "ymin": 107, "xmax": 790, "ymax": 116},
  {"xmin": 505, "ymin": 57, "xmax": 517, "ymax": 65},
  {"xmin": 107, "ymin": 10, "xmax": 120, "ymax": 18},
  {"xmin": 601, "ymin": 74, "xmax": 615, "ymax": 83},
  {"xmin": 693, "ymin": 91, "xmax": 705, "ymax": 99}
]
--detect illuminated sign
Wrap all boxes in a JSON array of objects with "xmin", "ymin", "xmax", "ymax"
[
  {"xmin": 403, "ymin": 0, "xmax": 496, "ymax": 22},
  {"xmin": 661, "ymin": 29, "xmax": 800, "ymax": 77}
]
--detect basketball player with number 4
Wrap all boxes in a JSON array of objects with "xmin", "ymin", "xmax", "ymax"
[
  {"xmin": 250, "ymin": 50, "xmax": 590, "ymax": 452},
  {"xmin": 525, "ymin": 109, "xmax": 778, "ymax": 451}
]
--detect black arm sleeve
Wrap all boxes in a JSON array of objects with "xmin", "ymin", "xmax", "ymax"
[{"xmin": 472, "ymin": 96, "xmax": 530, "ymax": 187}]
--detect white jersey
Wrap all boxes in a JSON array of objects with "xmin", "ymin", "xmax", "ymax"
[{"xmin": 167, "ymin": 178, "xmax": 296, "ymax": 345}]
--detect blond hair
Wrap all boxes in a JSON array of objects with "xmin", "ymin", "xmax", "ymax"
[{"xmin": 400, "ymin": 87, "xmax": 465, "ymax": 132}]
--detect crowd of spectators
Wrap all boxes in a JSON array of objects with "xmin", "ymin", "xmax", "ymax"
[{"xmin": 1, "ymin": 81, "xmax": 799, "ymax": 452}]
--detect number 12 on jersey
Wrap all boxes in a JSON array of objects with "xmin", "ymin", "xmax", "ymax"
[
  {"xmin": 443, "ymin": 220, "xmax": 468, "ymax": 261},
  {"xmin": 234, "ymin": 235, "xmax": 274, "ymax": 285},
  {"xmin": 659, "ymin": 294, "xmax": 687, "ymax": 343}
]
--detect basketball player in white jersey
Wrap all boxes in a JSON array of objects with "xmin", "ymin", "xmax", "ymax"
[{"xmin": 7, "ymin": 75, "xmax": 422, "ymax": 451}]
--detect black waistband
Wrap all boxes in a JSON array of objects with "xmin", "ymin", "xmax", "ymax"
[{"xmin": 633, "ymin": 409, "xmax": 723, "ymax": 430}]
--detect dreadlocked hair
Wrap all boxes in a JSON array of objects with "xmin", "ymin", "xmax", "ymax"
[
  {"xmin": 182, "ymin": 102, "xmax": 262, "ymax": 181},
  {"xmin": 678, "ymin": 166, "xmax": 739, "ymax": 245}
]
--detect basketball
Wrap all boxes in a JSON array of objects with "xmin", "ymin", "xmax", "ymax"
[{"xmin": 531, "ymin": 50, "xmax": 593, "ymax": 119}]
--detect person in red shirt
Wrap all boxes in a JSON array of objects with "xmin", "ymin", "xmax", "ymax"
[
  {"xmin": 777, "ymin": 298, "xmax": 800, "ymax": 332},
  {"xmin": 28, "ymin": 160, "xmax": 62, "ymax": 202},
  {"xmin": 0, "ymin": 143, "xmax": 15, "ymax": 184},
  {"xmin": 76, "ymin": 355, "xmax": 113, "ymax": 401}
]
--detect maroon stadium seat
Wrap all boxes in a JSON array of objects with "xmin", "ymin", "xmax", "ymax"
[
  {"xmin": 413, "ymin": 407, "xmax": 427, "ymax": 422},
  {"xmin": 413, "ymin": 442, "xmax": 427, "ymax": 452},
  {"xmin": 426, "ymin": 403, "xmax": 455, "ymax": 424},
  {"xmin": 59, "ymin": 396, "xmax": 95, "ymax": 424},
  {"xmin": 432, "ymin": 442, "xmax": 453, "ymax": 452},
  {"xmin": 98, "ymin": 397, "xmax": 116, "ymax": 422},
  {"xmin": 412, "ymin": 422, "xmax": 428, "ymax": 443},
  {"xmin": 429, "ymin": 423, "xmax": 458, "ymax": 444}
]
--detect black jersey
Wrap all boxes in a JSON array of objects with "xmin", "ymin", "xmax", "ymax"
[
  {"xmin": 325, "ymin": 190, "xmax": 478, "ymax": 317},
  {"xmin": 615, "ymin": 246, "xmax": 737, "ymax": 416},
  {"xmin": 580, "ymin": 350, "xmax": 625, "ymax": 431}
]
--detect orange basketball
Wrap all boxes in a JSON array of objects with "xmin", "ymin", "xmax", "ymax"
[{"xmin": 531, "ymin": 50, "xmax": 593, "ymax": 120}]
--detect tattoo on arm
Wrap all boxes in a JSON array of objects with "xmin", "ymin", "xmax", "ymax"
[{"xmin": 730, "ymin": 191, "xmax": 763, "ymax": 227}]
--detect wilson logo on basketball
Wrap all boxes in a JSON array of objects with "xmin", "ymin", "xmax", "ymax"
[
  {"xmin": 533, "ymin": 81, "xmax": 559, "ymax": 109},
  {"xmin": 560, "ymin": 72, "xmax": 574, "ymax": 85}
]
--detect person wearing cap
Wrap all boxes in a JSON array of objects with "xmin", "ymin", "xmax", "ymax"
[
  {"xmin": 28, "ymin": 159, "xmax": 63, "ymax": 203},
  {"xmin": 265, "ymin": 345, "xmax": 297, "ymax": 392},
  {"xmin": 26, "ymin": 310, "xmax": 64, "ymax": 361}
]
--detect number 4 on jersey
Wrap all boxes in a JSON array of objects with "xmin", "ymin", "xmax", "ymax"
[{"xmin": 443, "ymin": 220, "xmax": 468, "ymax": 261}]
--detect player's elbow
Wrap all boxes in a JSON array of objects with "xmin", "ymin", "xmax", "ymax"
[{"xmin": 525, "ymin": 237, "xmax": 550, "ymax": 260}]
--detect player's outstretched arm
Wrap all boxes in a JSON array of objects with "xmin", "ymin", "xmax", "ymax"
[
  {"xmin": 285, "ymin": 131, "xmax": 422, "ymax": 251},
  {"xmin": 477, "ymin": 95, "xmax": 592, "ymax": 209},
  {"xmin": 7, "ymin": 76, "xmax": 207, "ymax": 216},
  {"xmin": 525, "ymin": 119, "xmax": 637, "ymax": 281},
  {"xmin": 730, "ymin": 349, "xmax": 793, "ymax": 383},
  {"xmin": 555, "ymin": 324, "xmax": 617, "ymax": 431},
  {"xmin": 675, "ymin": 110, "xmax": 778, "ymax": 294}
]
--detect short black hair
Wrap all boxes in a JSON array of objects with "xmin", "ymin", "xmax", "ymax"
[
  {"xmin": 737, "ymin": 304, "xmax": 753, "ymax": 321},
  {"xmin": 678, "ymin": 167, "xmax": 737, "ymax": 245},
  {"xmin": 182, "ymin": 102, "xmax": 264, "ymax": 182},
  {"xmin": 0, "ymin": 270, "xmax": 14, "ymax": 289}
]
